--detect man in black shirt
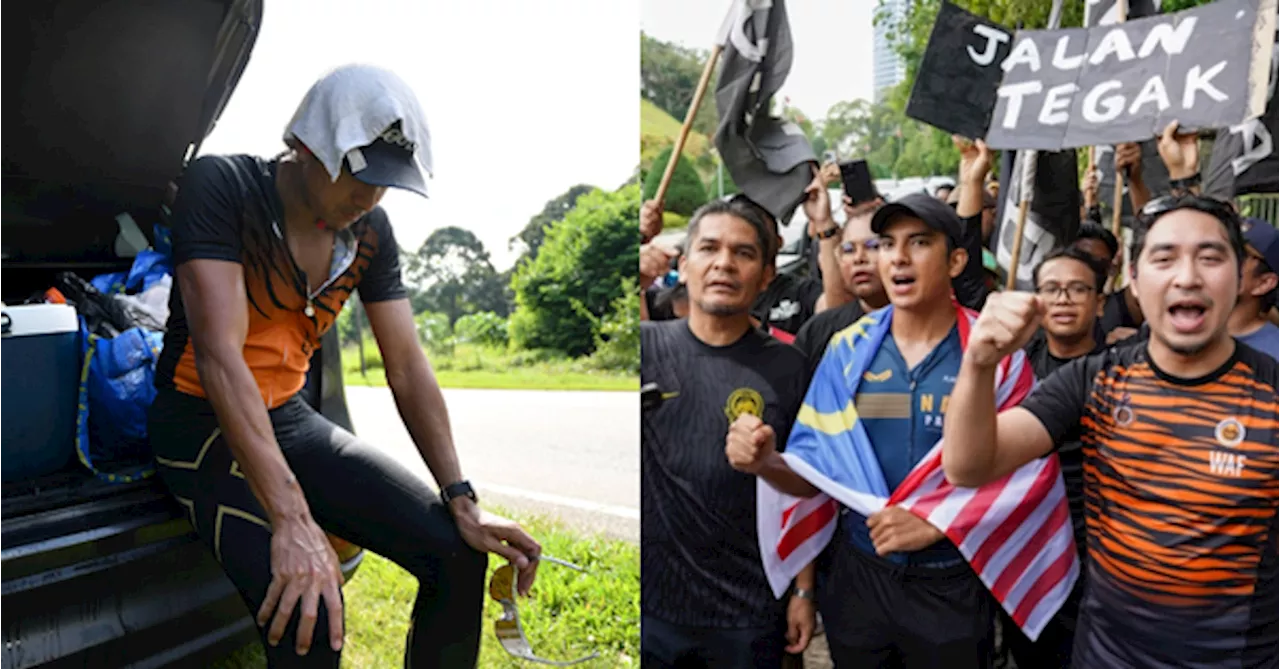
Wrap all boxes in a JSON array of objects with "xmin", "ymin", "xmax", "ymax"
[
  {"xmin": 1003, "ymin": 246, "xmax": 1108, "ymax": 668},
  {"xmin": 641, "ymin": 198, "xmax": 813, "ymax": 668},
  {"xmin": 793, "ymin": 204, "xmax": 889, "ymax": 373},
  {"xmin": 147, "ymin": 65, "xmax": 539, "ymax": 667}
]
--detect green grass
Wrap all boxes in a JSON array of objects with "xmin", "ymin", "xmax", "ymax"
[
  {"xmin": 211, "ymin": 508, "xmax": 639, "ymax": 668},
  {"xmin": 640, "ymin": 98, "xmax": 707, "ymax": 153},
  {"xmin": 340, "ymin": 341, "xmax": 637, "ymax": 392}
]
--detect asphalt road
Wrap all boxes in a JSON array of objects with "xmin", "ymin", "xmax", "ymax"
[{"xmin": 345, "ymin": 386, "xmax": 639, "ymax": 542}]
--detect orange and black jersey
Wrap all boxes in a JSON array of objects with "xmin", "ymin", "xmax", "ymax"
[
  {"xmin": 156, "ymin": 154, "xmax": 407, "ymax": 409},
  {"xmin": 1022, "ymin": 340, "xmax": 1279, "ymax": 668}
]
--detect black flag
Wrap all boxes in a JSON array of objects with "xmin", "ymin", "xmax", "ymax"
[
  {"xmin": 993, "ymin": 150, "xmax": 1081, "ymax": 290},
  {"xmin": 1205, "ymin": 36, "xmax": 1279, "ymax": 199},
  {"xmin": 713, "ymin": 0, "xmax": 816, "ymax": 225}
]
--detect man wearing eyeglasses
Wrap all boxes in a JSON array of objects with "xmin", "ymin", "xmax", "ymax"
[
  {"xmin": 943, "ymin": 193, "xmax": 1279, "ymax": 669},
  {"xmin": 1002, "ymin": 246, "xmax": 1109, "ymax": 669}
]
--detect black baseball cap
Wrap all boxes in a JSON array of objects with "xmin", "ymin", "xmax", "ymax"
[
  {"xmin": 344, "ymin": 120, "xmax": 429, "ymax": 198},
  {"xmin": 871, "ymin": 192, "xmax": 965, "ymax": 248}
]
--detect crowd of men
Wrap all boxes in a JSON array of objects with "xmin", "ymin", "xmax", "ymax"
[{"xmin": 637, "ymin": 123, "xmax": 1279, "ymax": 668}]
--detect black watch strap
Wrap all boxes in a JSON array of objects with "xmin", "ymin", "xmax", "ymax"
[
  {"xmin": 816, "ymin": 225, "xmax": 841, "ymax": 240},
  {"xmin": 1169, "ymin": 172, "xmax": 1201, "ymax": 193},
  {"xmin": 441, "ymin": 480, "xmax": 477, "ymax": 504}
]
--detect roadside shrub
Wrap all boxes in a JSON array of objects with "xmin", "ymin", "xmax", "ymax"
[
  {"xmin": 453, "ymin": 311, "xmax": 508, "ymax": 347},
  {"xmin": 641, "ymin": 147, "xmax": 706, "ymax": 216},
  {"xmin": 417, "ymin": 312, "xmax": 454, "ymax": 357}
]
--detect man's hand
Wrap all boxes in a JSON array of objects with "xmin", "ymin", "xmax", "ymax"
[
  {"xmin": 258, "ymin": 515, "xmax": 345, "ymax": 655},
  {"xmin": 1114, "ymin": 142, "xmax": 1144, "ymax": 181},
  {"xmin": 1157, "ymin": 120, "xmax": 1200, "ymax": 180},
  {"xmin": 842, "ymin": 194, "xmax": 884, "ymax": 221},
  {"xmin": 640, "ymin": 243, "xmax": 678, "ymax": 289},
  {"xmin": 785, "ymin": 593, "xmax": 816, "ymax": 654},
  {"xmin": 1081, "ymin": 166, "xmax": 1100, "ymax": 208},
  {"xmin": 954, "ymin": 135, "xmax": 993, "ymax": 185},
  {"xmin": 726, "ymin": 413, "xmax": 776, "ymax": 474},
  {"xmin": 819, "ymin": 161, "xmax": 841, "ymax": 187},
  {"xmin": 803, "ymin": 166, "xmax": 835, "ymax": 237},
  {"xmin": 451, "ymin": 498, "xmax": 543, "ymax": 597},
  {"xmin": 640, "ymin": 199, "xmax": 664, "ymax": 243},
  {"xmin": 967, "ymin": 291, "xmax": 1045, "ymax": 368},
  {"xmin": 867, "ymin": 506, "xmax": 944, "ymax": 556}
]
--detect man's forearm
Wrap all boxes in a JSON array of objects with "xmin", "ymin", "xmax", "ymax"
[
  {"xmin": 816, "ymin": 238, "xmax": 850, "ymax": 313},
  {"xmin": 795, "ymin": 562, "xmax": 816, "ymax": 591},
  {"xmin": 940, "ymin": 355, "xmax": 1000, "ymax": 487},
  {"xmin": 388, "ymin": 354, "xmax": 464, "ymax": 488},
  {"xmin": 757, "ymin": 453, "xmax": 821, "ymax": 498},
  {"xmin": 197, "ymin": 351, "xmax": 310, "ymax": 522},
  {"xmin": 1127, "ymin": 175, "xmax": 1152, "ymax": 211}
]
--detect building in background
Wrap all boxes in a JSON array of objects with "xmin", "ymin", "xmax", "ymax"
[{"xmin": 872, "ymin": 0, "xmax": 908, "ymax": 103}]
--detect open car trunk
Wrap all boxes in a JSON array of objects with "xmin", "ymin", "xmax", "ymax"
[
  {"xmin": 2, "ymin": 0, "xmax": 262, "ymax": 479},
  {"xmin": 0, "ymin": 2, "xmax": 317, "ymax": 667}
]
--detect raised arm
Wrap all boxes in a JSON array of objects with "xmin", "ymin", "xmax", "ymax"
[{"xmin": 941, "ymin": 292, "xmax": 1067, "ymax": 487}]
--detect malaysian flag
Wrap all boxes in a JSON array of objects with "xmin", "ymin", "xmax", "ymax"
[{"xmin": 757, "ymin": 303, "xmax": 1079, "ymax": 641}]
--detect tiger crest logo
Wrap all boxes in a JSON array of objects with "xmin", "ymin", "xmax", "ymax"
[{"xmin": 724, "ymin": 388, "xmax": 765, "ymax": 422}]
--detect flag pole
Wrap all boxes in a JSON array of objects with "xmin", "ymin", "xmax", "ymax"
[
  {"xmin": 1111, "ymin": 0, "xmax": 1130, "ymax": 292},
  {"xmin": 1006, "ymin": 159, "xmax": 1034, "ymax": 291},
  {"xmin": 1004, "ymin": 0, "xmax": 1064, "ymax": 291},
  {"xmin": 655, "ymin": 45, "xmax": 724, "ymax": 205}
]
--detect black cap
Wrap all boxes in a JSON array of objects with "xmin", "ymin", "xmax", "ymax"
[
  {"xmin": 872, "ymin": 192, "xmax": 965, "ymax": 248},
  {"xmin": 344, "ymin": 120, "xmax": 428, "ymax": 198}
]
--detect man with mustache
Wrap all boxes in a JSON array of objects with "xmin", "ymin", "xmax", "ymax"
[
  {"xmin": 1002, "ymin": 246, "xmax": 1110, "ymax": 668},
  {"xmin": 943, "ymin": 195, "xmax": 1279, "ymax": 668},
  {"xmin": 641, "ymin": 198, "xmax": 816, "ymax": 667}
]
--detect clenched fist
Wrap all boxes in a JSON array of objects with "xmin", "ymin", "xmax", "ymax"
[
  {"xmin": 967, "ymin": 291, "xmax": 1045, "ymax": 367},
  {"xmin": 867, "ymin": 506, "xmax": 944, "ymax": 556},
  {"xmin": 725, "ymin": 414, "xmax": 776, "ymax": 474},
  {"xmin": 640, "ymin": 199, "xmax": 664, "ymax": 243}
]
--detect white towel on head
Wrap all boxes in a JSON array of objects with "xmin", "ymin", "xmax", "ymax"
[{"xmin": 283, "ymin": 64, "xmax": 432, "ymax": 193}]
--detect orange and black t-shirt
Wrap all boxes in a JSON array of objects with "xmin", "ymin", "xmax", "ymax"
[
  {"xmin": 1023, "ymin": 341, "xmax": 1278, "ymax": 668},
  {"xmin": 156, "ymin": 154, "xmax": 407, "ymax": 408}
]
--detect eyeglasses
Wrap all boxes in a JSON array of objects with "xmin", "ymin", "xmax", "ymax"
[
  {"xmin": 837, "ymin": 239, "xmax": 880, "ymax": 257},
  {"xmin": 490, "ymin": 555, "xmax": 599, "ymax": 666},
  {"xmin": 1035, "ymin": 282, "xmax": 1095, "ymax": 302},
  {"xmin": 1137, "ymin": 194, "xmax": 1238, "ymax": 227}
]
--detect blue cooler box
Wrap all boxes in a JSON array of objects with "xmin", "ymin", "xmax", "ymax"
[{"xmin": 2, "ymin": 303, "xmax": 81, "ymax": 482}]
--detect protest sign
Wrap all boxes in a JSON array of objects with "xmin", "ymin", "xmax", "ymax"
[
  {"xmin": 985, "ymin": 0, "xmax": 1276, "ymax": 151},
  {"xmin": 905, "ymin": 2, "xmax": 1014, "ymax": 139},
  {"xmin": 1206, "ymin": 36, "xmax": 1279, "ymax": 198}
]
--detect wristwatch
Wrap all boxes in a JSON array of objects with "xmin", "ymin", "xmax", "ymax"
[
  {"xmin": 816, "ymin": 225, "xmax": 841, "ymax": 240},
  {"xmin": 792, "ymin": 587, "xmax": 815, "ymax": 601},
  {"xmin": 441, "ymin": 480, "xmax": 478, "ymax": 505},
  {"xmin": 1169, "ymin": 172, "xmax": 1201, "ymax": 194}
]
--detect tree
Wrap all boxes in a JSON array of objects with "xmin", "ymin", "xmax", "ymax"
[
  {"xmin": 510, "ymin": 184, "xmax": 596, "ymax": 265},
  {"xmin": 403, "ymin": 226, "xmax": 508, "ymax": 326},
  {"xmin": 509, "ymin": 184, "xmax": 641, "ymax": 357},
  {"xmin": 640, "ymin": 33, "xmax": 719, "ymax": 137},
  {"xmin": 642, "ymin": 146, "xmax": 707, "ymax": 216}
]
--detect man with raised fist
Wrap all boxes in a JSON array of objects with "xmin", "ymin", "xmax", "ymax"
[
  {"xmin": 640, "ymin": 197, "xmax": 813, "ymax": 668},
  {"xmin": 943, "ymin": 196, "xmax": 1279, "ymax": 669}
]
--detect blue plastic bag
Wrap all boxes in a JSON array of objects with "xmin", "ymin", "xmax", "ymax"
[{"xmin": 75, "ymin": 320, "xmax": 163, "ymax": 482}]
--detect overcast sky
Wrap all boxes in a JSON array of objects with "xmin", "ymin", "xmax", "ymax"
[
  {"xmin": 201, "ymin": 0, "xmax": 637, "ymax": 271},
  {"xmin": 640, "ymin": 0, "xmax": 876, "ymax": 119}
]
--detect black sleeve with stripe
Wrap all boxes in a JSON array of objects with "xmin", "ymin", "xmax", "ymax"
[{"xmin": 356, "ymin": 208, "xmax": 409, "ymax": 304}]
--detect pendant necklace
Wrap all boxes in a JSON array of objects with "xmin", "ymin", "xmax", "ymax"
[{"xmin": 304, "ymin": 277, "xmax": 315, "ymax": 317}]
